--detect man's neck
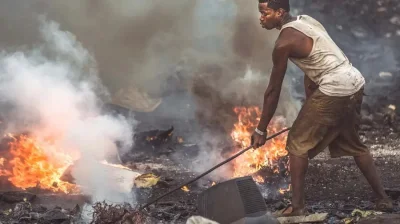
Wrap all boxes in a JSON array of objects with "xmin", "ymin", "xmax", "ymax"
[{"xmin": 277, "ymin": 14, "xmax": 295, "ymax": 30}]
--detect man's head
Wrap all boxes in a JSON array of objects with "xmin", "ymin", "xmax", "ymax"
[{"xmin": 258, "ymin": 0, "xmax": 290, "ymax": 30}]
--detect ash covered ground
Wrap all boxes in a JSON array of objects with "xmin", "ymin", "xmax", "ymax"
[{"xmin": 104, "ymin": 97, "xmax": 400, "ymax": 224}]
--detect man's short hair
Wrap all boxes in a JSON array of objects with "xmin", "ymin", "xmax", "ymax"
[{"xmin": 259, "ymin": 0, "xmax": 290, "ymax": 12}]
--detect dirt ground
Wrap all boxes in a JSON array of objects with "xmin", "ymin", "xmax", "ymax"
[
  {"xmin": 1, "ymin": 117, "xmax": 398, "ymax": 224},
  {"xmin": 131, "ymin": 118, "xmax": 400, "ymax": 224},
  {"xmin": 105, "ymin": 93, "xmax": 399, "ymax": 223}
]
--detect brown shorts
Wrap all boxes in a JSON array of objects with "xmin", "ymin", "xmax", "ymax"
[{"xmin": 286, "ymin": 87, "xmax": 369, "ymax": 159}]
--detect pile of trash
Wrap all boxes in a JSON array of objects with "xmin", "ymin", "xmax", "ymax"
[{"xmin": 0, "ymin": 200, "xmax": 82, "ymax": 224}]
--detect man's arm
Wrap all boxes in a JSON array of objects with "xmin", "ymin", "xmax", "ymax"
[{"xmin": 256, "ymin": 41, "xmax": 291, "ymax": 132}]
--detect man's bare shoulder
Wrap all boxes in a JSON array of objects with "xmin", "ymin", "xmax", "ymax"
[
  {"xmin": 275, "ymin": 27, "xmax": 313, "ymax": 58},
  {"xmin": 276, "ymin": 27, "xmax": 306, "ymax": 48}
]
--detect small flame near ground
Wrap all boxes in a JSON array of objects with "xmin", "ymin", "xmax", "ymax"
[
  {"xmin": 230, "ymin": 106, "xmax": 288, "ymax": 183},
  {"xmin": 181, "ymin": 186, "xmax": 190, "ymax": 192},
  {"xmin": 0, "ymin": 134, "xmax": 79, "ymax": 193},
  {"xmin": 100, "ymin": 160, "xmax": 133, "ymax": 171},
  {"xmin": 279, "ymin": 184, "xmax": 292, "ymax": 194}
]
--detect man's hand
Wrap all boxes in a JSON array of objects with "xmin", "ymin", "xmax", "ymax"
[{"xmin": 251, "ymin": 131, "xmax": 267, "ymax": 149}]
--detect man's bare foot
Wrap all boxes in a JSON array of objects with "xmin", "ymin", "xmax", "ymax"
[
  {"xmin": 275, "ymin": 205, "xmax": 307, "ymax": 217},
  {"xmin": 376, "ymin": 197, "xmax": 394, "ymax": 212}
]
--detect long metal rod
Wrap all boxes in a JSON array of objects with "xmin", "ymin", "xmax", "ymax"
[{"xmin": 139, "ymin": 127, "xmax": 291, "ymax": 210}]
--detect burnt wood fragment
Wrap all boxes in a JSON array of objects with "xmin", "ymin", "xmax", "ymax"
[
  {"xmin": 134, "ymin": 126, "xmax": 174, "ymax": 148},
  {"xmin": 0, "ymin": 191, "xmax": 36, "ymax": 203},
  {"xmin": 156, "ymin": 201, "xmax": 175, "ymax": 206},
  {"xmin": 41, "ymin": 208, "xmax": 69, "ymax": 223}
]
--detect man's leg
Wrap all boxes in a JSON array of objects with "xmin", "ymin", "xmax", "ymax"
[
  {"xmin": 330, "ymin": 139, "xmax": 393, "ymax": 211},
  {"xmin": 354, "ymin": 153, "xmax": 387, "ymax": 199},
  {"xmin": 289, "ymin": 153, "xmax": 309, "ymax": 213},
  {"xmin": 328, "ymin": 88, "xmax": 392, "ymax": 210},
  {"xmin": 282, "ymin": 89, "xmax": 338, "ymax": 216}
]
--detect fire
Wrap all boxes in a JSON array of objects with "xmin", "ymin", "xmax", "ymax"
[
  {"xmin": 0, "ymin": 157, "xmax": 11, "ymax": 176},
  {"xmin": 279, "ymin": 184, "xmax": 292, "ymax": 195},
  {"xmin": 177, "ymin": 137, "xmax": 184, "ymax": 143},
  {"xmin": 230, "ymin": 106, "xmax": 288, "ymax": 182},
  {"xmin": 181, "ymin": 186, "xmax": 190, "ymax": 192},
  {"xmin": 0, "ymin": 134, "xmax": 79, "ymax": 193},
  {"xmin": 100, "ymin": 160, "xmax": 133, "ymax": 171}
]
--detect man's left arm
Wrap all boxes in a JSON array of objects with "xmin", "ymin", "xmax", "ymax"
[{"xmin": 256, "ymin": 41, "xmax": 291, "ymax": 132}]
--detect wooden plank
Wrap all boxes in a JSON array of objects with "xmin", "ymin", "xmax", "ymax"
[{"xmin": 277, "ymin": 213, "xmax": 328, "ymax": 224}]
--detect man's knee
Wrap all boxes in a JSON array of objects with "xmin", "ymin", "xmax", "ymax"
[{"xmin": 288, "ymin": 151, "xmax": 306, "ymax": 158}]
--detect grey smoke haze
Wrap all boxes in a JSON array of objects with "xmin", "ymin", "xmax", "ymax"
[{"xmin": 0, "ymin": 0, "xmax": 299, "ymax": 116}]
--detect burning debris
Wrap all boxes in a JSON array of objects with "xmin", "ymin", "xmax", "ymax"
[
  {"xmin": 0, "ymin": 193, "xmax": 83, "ymax": 224},
  {"xmin": 134, "ymin": 174, "xmax": 160, "ymax": 189},
  {"xmin": 0, "ymin": 191, "xmax": 36, "ymax": 203},
  {"xmin": 90, "ymin": 201, "xmax": 145, "ymax": 224},
  {"xmin": 0, "ymin": 134, "xmax": 79, "ymax": 194},
  {"xmin": 134, "ymin": 127, "xmax": 174, "ymax": 148},
  {"xmin": 181, "ymin": 186, "xmax": 190, "ymax": 192},
  {"xmin": 230, "ymin": 106, "xmax": 289, "ymax": 186},
  {"xmin": 0, "ymin": 132, "xmax": 140, "ymax": 195}
]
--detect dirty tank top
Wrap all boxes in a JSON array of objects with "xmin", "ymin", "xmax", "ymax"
[{"xmin": 280, "ymin": 15, "xmax": 365, "ymax": 97}]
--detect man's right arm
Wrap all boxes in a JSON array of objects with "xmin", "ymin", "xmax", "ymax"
[{"xmin": 304, "ymin": 74, "xmax": 318, "ymax": 99}]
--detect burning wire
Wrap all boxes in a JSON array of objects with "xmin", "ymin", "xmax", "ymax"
[{"xmin": 139, "ymin": 127, "xmax": 291, "ymax": 211}]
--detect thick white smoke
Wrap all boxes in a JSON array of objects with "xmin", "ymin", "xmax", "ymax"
[{"xmin": 0, "ymin": 17, "xmax": 136, "ymax": 203}]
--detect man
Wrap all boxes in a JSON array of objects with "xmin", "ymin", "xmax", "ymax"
[{"xmin": 251, "ymin": 0, "xmax": 393, "ymax": 216}]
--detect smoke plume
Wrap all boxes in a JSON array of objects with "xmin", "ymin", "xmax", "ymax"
[
  {"xmin": 0, "ymin": 0, "xmax": 298, "ymax": 109},
  {"xmin": 0, "ymin": 17, "xmax": 136, "ymax": 203}
]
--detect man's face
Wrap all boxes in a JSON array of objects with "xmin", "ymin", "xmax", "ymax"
[{"xmin": 258, "ymin": 3, "xmax": 281, "ymax": 30}]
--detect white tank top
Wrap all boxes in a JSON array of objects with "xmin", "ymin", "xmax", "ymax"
[{"xmin": 280, "ymin": 15, "xmax": 365, "ymax": 96}]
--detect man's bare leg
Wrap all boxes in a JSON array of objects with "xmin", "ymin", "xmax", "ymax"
[
  {"xmin": 354, "ymin": 153, "xmax": 388, "ymax": 199},
  {"xmin": 288, "ymin": 153, "xmax": 309, "ymax": 214}
]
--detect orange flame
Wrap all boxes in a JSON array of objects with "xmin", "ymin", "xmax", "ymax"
[
  {"xmin": 181, "ymin": 186, "xmax": 190, "ymax": 192},
  {"xmin": 279, "ymin": 184, "xmax": 292, "ymax": 194},
  {"xmin": 230, "ymin": 106, "xmax": 288, "ymax": 182},
  {"xmin": 0, "ymin": 157, "xmax": 12, "ymax": 176},
  {"xmin": 0, "ymin": 134, "xmax": 79, "ymax": 193},
  {"xmin": 100, "ymin": 160, "xmax": 132, "ymax": 171}
]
